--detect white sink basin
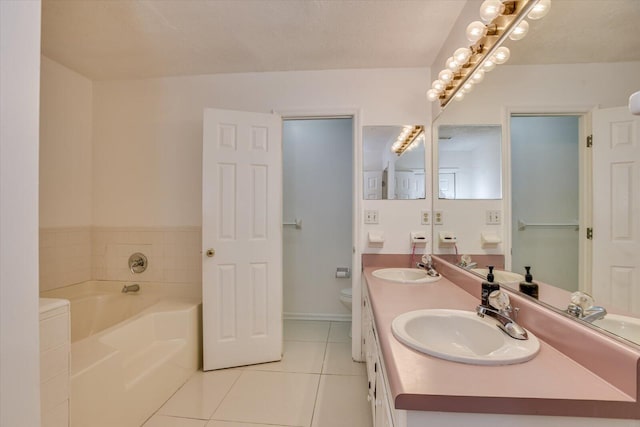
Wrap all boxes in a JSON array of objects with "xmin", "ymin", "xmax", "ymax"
[
  {"xmin": 372, "ymin": 268, "xmax": 441, "ymax": 284},
  {"xmin": 391, "ymin": 309, "xmax": 540, "ymax": 365},
  {"xmin": 472, "ymin": 268, "xmax": 525, "ymax": 285},
  {"xmin": 593, "ymin": 314, "xmax": 640, "ymax": 344}
]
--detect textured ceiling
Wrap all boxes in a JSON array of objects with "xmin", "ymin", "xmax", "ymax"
[
  {"xmin": 41, "ymin": 0, "xmax": 467, "ymax": 80},
  {"xmin": 41, "ymin": 0, "xmax": 640, "ymax": 81},
  {"xmin": 508, "ymin": 0, "xmax": 640, "ymax": 65}
]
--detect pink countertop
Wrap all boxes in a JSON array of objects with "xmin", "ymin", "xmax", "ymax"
[{"xmin": 364, "ymin": 258, "xmax": 640, "ymax": 419}]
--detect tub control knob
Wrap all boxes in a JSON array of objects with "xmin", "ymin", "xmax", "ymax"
[{"xmin": 206, "ymin": 248, "xmax": 215, "ymax": 258}]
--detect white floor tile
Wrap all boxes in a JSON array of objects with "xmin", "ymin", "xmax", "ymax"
[
  {"xmin": 283, "ymin": 320, "xmax": 330, "ymax": 342},
  {"xmin": 328, "ymin": 321, "xmax": 351, "ymax": 343},
  {"xmin": 143, "ymin": 414, "xmax": 208, "ymax": 427},
  {"xmin": 158, "ymin": 369, "xmax": 242, "ymax": 419},
  {"xmin": 206, "ymin": 421, "xmax": 289, "ymax": 427},
  {"xmin": 311, "ymin": 375, "xmax": 373, "ymax": 427},
  {"xmin": 212, "ymin": 370, "xmax": 320, "ymax": 426},
  {"xmin": 245, "ymin": 340, "xmax": 326, "ymax": 374},
  {"xmin": 322, "ymin": 342, "xmax": 366, "ymax": 376}
]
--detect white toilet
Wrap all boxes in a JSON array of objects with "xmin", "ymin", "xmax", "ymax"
[{"xmin": 340, "ymin": 287, "xmax": 352, "ymax": 311}]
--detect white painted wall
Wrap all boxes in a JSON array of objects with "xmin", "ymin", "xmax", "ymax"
[
  {"xmin": 92, "ymin": 67, "xmax": 430, "ymax": 232},
  {"xmin": 282, "ymin": 118, "xmax": 353, "ymax": 318},
  {"xmin": 40, "ymin": 56, "xmax": 93, "ymax": 227},
  {"xmin": 0, "ymin": 1, "xmax": 42, "ymax": 425}
]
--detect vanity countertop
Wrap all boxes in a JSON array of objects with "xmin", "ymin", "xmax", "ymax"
[{"xmin": 364, "ymin": 264, "xmax": 640, "ymax": 419}]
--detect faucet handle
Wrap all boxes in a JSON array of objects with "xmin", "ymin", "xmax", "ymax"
[
  {"xmin": 488, "ymin": 290, "xmax": 510, "ymax": 312},
  {"xmin": 570, "ymin": 291, "xmax": 595, "ymax": 310}
]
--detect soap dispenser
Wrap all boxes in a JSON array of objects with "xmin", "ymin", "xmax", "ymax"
[
  {"xmin": 481, "ymin": 266, "xmax": 500, "ymax": 307},
  {"xmin": 519, "ymin": 266, "xmax": 539, "ymax": 299}
]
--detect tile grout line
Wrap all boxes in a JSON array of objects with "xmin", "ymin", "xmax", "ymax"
[{"xmin": 308, "ymin": 322, "xmax": 331, "ymax": 427}]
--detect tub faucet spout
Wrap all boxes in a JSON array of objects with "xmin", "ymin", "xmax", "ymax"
[{"xmin": 122, "ymin": 283, "xmax": 140, "ymax": 293}]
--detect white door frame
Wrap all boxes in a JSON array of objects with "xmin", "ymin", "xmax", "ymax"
[
  {"xmin": 277, "ymin": 108, "xmax": 363, "ymax": 362},
  {"xmin": 502, "ymin": 105, "xmax": 594, "ymax": 293}
]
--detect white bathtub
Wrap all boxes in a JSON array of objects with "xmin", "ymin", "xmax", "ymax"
[{"xmin": 41, "ymin": 281, "xmax": 202, "ymax": 427}]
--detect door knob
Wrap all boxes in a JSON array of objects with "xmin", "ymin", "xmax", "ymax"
[{"xmin": 205, "ymin": 248, "xmax": 215, "ymax": 257}]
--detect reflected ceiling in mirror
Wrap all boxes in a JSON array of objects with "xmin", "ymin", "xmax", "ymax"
[
  {"xmin": 363, "ymin": 125, "xmax": 426, "ymax": 200},
  {"xmin": 437, "ymin": 125, "xmax": 502, "ymax": 200}
]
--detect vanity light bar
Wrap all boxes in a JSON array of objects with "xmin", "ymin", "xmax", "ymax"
[
  {"xmin": 428, "ymin": 0, "xmax": 549, "ymax": 110},
  {"xmin": 392, "ymin": 125, "xmax": 425, "ymax": 155}
]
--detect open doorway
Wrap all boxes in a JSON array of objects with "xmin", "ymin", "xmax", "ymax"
[
  {"xmin": 510, "ymin": 115, "xmax": 582, "ymax": 291},
  {"xmin": 282, "ymin": 117, "xmax": 354, "ymax": 322}
]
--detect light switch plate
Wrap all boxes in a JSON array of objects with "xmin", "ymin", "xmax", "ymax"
[
  {"xmin": 364, "ymin": 210, "xmax": 379, "ymax": 224},
  {"xmin": 486, "ymin": 210, "xmax": 501, "ymax": 225}
]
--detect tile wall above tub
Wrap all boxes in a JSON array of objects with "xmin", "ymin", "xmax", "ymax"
[{"xmin": 40, "ymin": 226, "xmax": 202, "ymax": 292}]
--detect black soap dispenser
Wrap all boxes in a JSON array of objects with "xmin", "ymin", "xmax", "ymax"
[
  {"xmin": 519, "ymin": 266, "xmax": 539, "ymax": 299},
  {"xmin": 481, "ymin": 266, "xmax": 500, "ymax": 307}
]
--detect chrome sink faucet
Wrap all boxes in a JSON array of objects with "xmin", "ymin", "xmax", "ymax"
[
  {"xmin": 476, "ymin": 290, "xmax": 528, "ymax": 340},
  {"xmin": 416, "ymin": 254, "xmax": 440, "ymax": 277},
  {"xmin": 566, "ymin": 291, "xmax": 607, "ymax": 323}
]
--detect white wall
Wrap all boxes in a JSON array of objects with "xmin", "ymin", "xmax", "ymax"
[
  {"xmin": 92, "ymin": 67, "xmax": 431, "ymax": 237},
  {"xmin": 283, "ymin": 119, "xmax": 353, "ymax": 318},
  {"xmin": 0, "ymin": 1, "xmax": 42, "ymax": 425},
  {"xmin": 40, "ymin": 56, "xmax": 93, "ymax": 228}
]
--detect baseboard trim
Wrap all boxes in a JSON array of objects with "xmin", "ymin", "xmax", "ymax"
[{"xmin": 284, "ymin": 312, "xmax": 351, "ymax": 322}]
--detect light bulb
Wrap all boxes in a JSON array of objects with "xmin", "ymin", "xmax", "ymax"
[
  {"xmin": 454, "ymin": 47, "xmax": 472, "ymax": 65},
  {"xmin": 454, "ymin": 91, "xmax": 465, "ymax": 101},
  {"xmin": 479, "ymin": 0, "xmax": 505, "ymax": 23},
  {"xmin": 509, "ymin": 20, "xmax": 529, "ymax": 41},
  {"xmin": 466, "ymin": 21, "xmax": 488, "ymax": 43},
  {"xmin": 528, "ymin": 0, "xmax": 551, "ymax": 20},
  {"xmin": 446, "ymin": 56, "xmax": 460, "ymax": 72},
  {"xmin": 426, "ymin": 89, "xmax": 440, "ymax": 102},
  {"xmin": 438, "ymin": 69, "xmax": 454, "ymax": 83},
  {"xmin": 470, "ymin": 69, "xmax": 485, "ymax": 83},
  {"xmin": 482, "ymin": 58, "xmax": 496, "ymax": 71},
  {"xmin": 462, "ymin": 82, "xmax": 474, "ymax": 93},
  {"xmin": 432, "ymin": 80, "xmax": 446, "ymax": 93},
  {"xmin": 492, "ymin": 46, "xmax": 510, "ymax": 64}
]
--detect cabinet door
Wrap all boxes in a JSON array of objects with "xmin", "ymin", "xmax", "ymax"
[{"xmin": 374, "ymin": 359, "xmax": 393, "ymax": 427}]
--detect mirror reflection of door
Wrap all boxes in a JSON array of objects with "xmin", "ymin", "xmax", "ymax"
[
  {"xmin": 510, "ymin": 115, "xmax": 581, "ymax": 292},
  {"xmin": 438, "ymin": 172, "xmax": 456, "ymax": 199}
]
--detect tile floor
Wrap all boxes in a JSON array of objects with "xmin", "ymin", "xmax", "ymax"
[{"xmin": 143, "ymin": 320, "xmax": 373, "ymax": 427}]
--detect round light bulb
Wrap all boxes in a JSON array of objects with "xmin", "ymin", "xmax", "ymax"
[
  {"xmin": 462, "ymin": 82, "xmax": 474, "ymax": 93},
  {"xmin": 528, "ymin": 0, "xmax": 551, "ymax": 20},
  {"xmin": 453, "ymin": 47, "xmax": 472, "ymax": 65},
  {"xmin": 426, "ymin": 89, "xmax": 440, "ymax": 102},
  {"xmin": 482, "ymin": 58, "xmax": 496, "ymax": 71},
  {"xmin": 438, "ymin": 69, "xmax": 454, "ymax": 83},
  {"xmin": 454, "ymin": 91, "xmax": 465, "ymax": 101},
  {"xmin": 432, "ymin": 80, "xmax": 446, "ymax": 93},
  {"xmin": 446, "ymin": 56, "xmax": 460, "ymax": 72},
  {"xmin": 479, "ymin": 0, "xmax": 505, "ymax": 23},
  {"xmin": 470, "ymin": 69, "xmax": 485, "ymax": 83},
  {"xmin": 466, "ymin": 21, "xmax": 488, "ymax": 43},
  {"xmin": 492, "ymin": 46, "xmax": 510, "ymax": 64},
  {"xmin": 509, "ymin": 20, "xmax": 529, "ymax": 41}
]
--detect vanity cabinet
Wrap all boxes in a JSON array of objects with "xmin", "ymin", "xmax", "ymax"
[{"xmin": 363, "ymin": 287, "xmax": 394, "ymax": 427}]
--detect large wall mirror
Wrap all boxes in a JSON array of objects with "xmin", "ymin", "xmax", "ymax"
[
  {"xmin": 437, "ymin": 125, "xmax": 502, "ymax": 200},
  {"xmin": 363, "ymin": 125, "xmax": 426, "ymax": 200},
  {"xmin": 432, "ymin": 0, "xmax": 640, "ymax": 345}
]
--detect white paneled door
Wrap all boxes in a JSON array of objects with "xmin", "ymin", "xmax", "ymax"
[
  {"xmin": 202, "ymin": 108, "xmax": 282, "ymax": 370},
  {"xmin": 592, "ymin": 107, "xmax": 640, "ymax": 314}
]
